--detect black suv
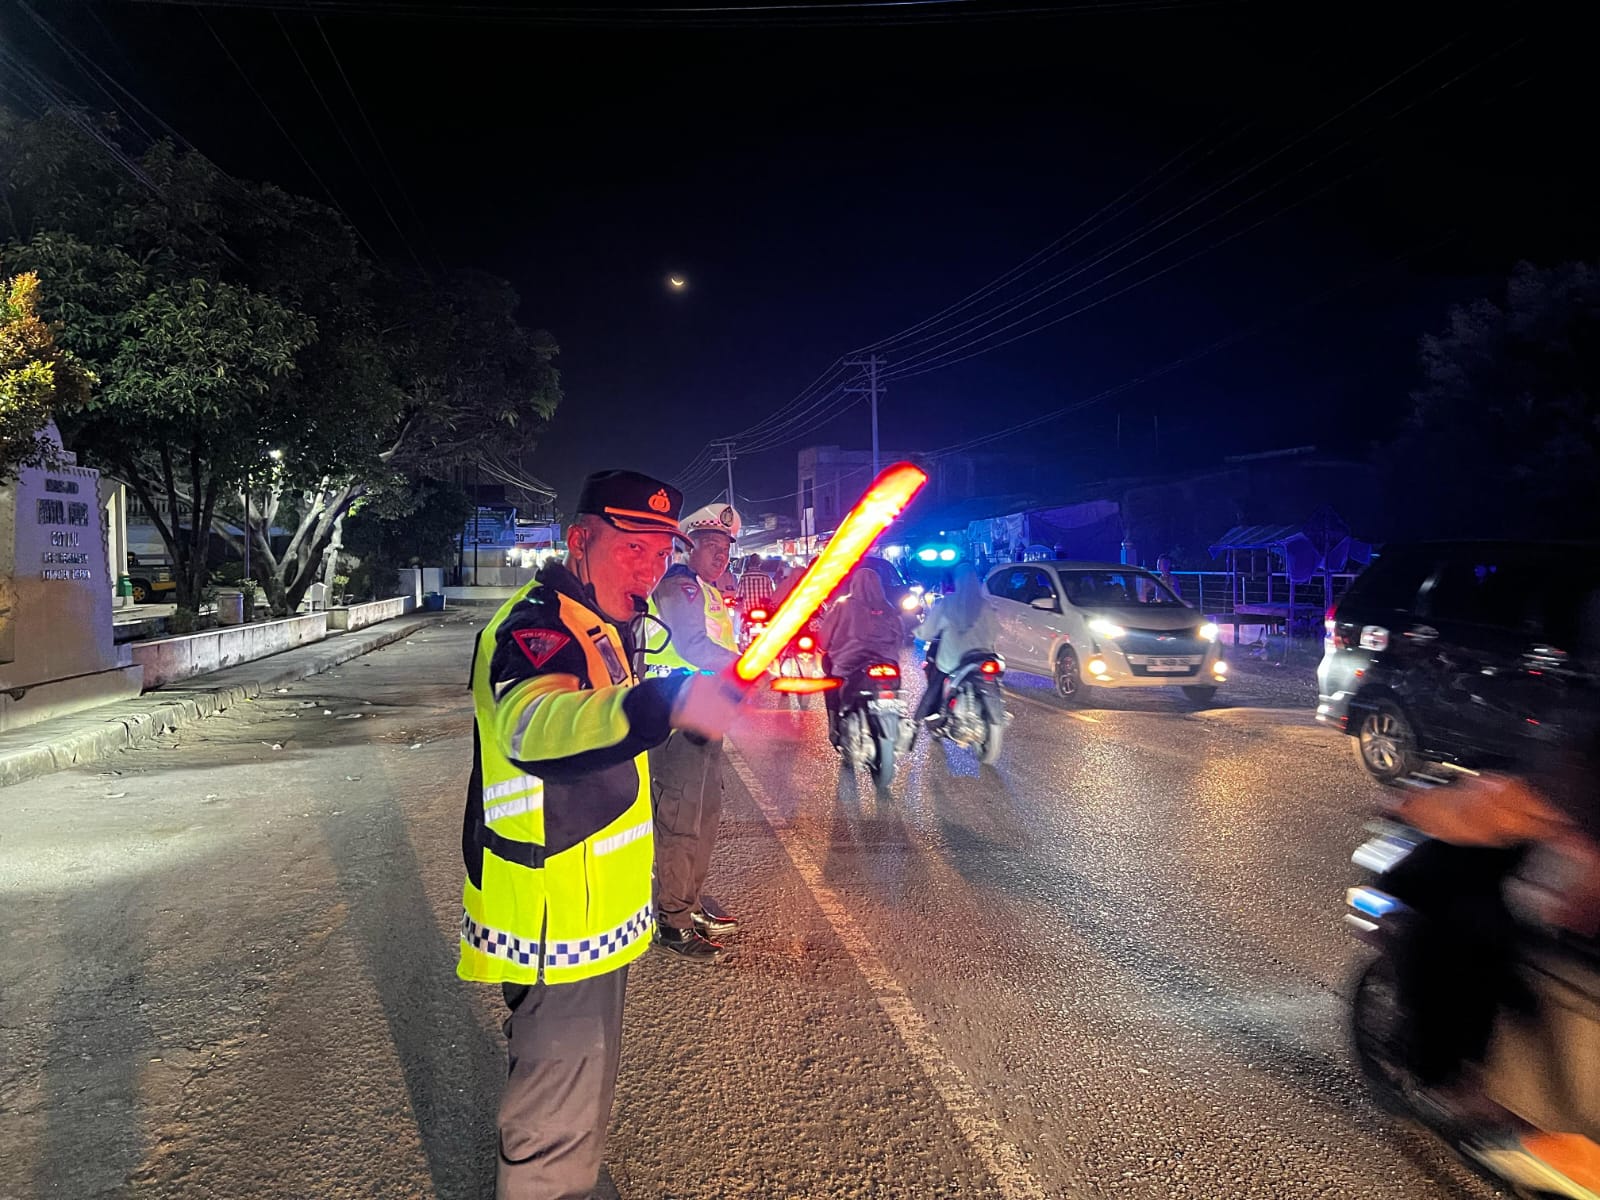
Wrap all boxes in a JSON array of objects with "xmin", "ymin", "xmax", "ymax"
[{"xmin": 1319, "ymin": 540, "xmax": 1600, "ymax": 784}]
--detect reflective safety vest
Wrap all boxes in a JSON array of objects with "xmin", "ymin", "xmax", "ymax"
[
  {"xmin": 644, "ymin": 573, "xmax": 737, "ymax": 678},
  {"xmin": 458, "ymin": 582, "xmax": 655, "ymax": 986}
]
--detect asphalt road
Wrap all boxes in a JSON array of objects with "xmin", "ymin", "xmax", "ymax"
[{"xmin": 0, "ymin": 618, "xmax": 1499, "ymax": 1199}]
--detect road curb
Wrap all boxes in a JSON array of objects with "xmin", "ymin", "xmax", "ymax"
[{"xmin": 0, "ymin": 614, "xmax": 445, "ymax": 789}]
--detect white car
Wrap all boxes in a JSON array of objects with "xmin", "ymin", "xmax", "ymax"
[{"xmin": 983, "ymin": 561, "xmax": 1227, "ymax": 704}]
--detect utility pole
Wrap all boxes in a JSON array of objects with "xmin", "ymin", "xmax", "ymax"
[
  {"xmin": 843, "ymin": 353, "xmax": 885, "ymax": 476},
  {"xmin": 711, "ymin": 439, "xmax": 737, "ymax": 506}
]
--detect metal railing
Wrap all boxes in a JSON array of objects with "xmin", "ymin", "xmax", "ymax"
[{"xmin": 1168, "ymin": 570, "xmax": 1358, "ymax": 616}]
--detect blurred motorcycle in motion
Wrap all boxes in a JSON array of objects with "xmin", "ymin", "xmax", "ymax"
[{"xmin": 1346, "ymin": 771, "xmax": 1600, "ymax": 1199}]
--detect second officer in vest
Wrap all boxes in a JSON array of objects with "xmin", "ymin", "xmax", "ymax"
[{"xmin": 647, "ymin": 502, "xmax": 743, "ymax": 959}]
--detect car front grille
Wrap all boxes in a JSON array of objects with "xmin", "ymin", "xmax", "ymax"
[
  {"xmin": 1122, "ymin": 629, "xmax": 1203, "ymax": 655},
  {"xmin": 1121, "ymin": 628, "xmax": 1205, "ymax": 677}
]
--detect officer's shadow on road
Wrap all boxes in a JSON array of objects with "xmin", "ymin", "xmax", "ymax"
[
  {"xmin": 319, "ymin": 788, "xmax": 502, "ymax": 1200},
  {"xmin": 29, "ymin": 882, "xmax": 154, "ymax": 1198},
  {"xmin": 821, "ymin": 759, "xmax": 932, "ymax": 911},
  {"xmin": 921, "ymin": 741, "xmax": 1043, "ymax": 904}
]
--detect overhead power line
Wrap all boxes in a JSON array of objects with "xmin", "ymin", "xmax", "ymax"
[
  {"xmin": 872, "ymin": 34, "xmax": 1467, "ymax": 379},
  {"xmin": 670, "ymin": 33, "xmax": 1488, "ymax": 480},
  {"xmin": 0, "ymin": 43, "xmax": 162, "ymax": 195},
  {"xmin": 924, "ymin": 229, "xmax": 1461, "ymax": 459},
  {"xmin": 120, "ymin": 0, "xmax": 1240, "ymax": 28},
  {"xmin": 853, "ymin": 117, "xmax": 1249, "ymax": 358},
  {"xmin": 196, "ymin": 8, "xmax": 384, "ymax": 261},
  {"xmin": 272, "ymin": 11, "xmax": 428, "ymax": 273},
  {"xmin": 313, "ymin": 15, "xmax": 443, "ymax": 273}
]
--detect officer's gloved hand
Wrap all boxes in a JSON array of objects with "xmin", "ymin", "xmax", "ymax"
[{"xmin": 671, "ymin": 670, "xmax": 746, "ymax": 742}]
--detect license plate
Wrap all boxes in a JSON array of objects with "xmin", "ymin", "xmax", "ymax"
[{"xmin": 1148, "ymin": 657, "xmax": 1188, "ymax": 672}]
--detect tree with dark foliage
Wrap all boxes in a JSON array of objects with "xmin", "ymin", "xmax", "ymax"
[
  {"xmin": 0, "ymin": 108, "xmax": 560, "ymax": 613},
  {"xmin": 1384, "ymin": 261, "xmax": 1600, "ymax": 541}
]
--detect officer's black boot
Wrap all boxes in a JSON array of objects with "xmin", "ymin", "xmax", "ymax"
[
  {"xmin": 655, "ymin": 921, "xmax": 724, "ymax": 961},
  {"xmin": 692, "ymin": 908, "xmax": 739, "ymax": 938}
]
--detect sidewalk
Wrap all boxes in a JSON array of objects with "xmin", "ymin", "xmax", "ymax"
[{"xmin": 0, "ymin": 612, "xmax": 466, "ymax": 789}]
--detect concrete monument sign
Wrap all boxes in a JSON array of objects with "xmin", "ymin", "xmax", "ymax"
[{"xmin": 1, "ymin": 426, "xmax": 142, "ymax": 732}]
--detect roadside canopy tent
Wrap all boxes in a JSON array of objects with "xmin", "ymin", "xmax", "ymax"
[
  {"xmin": 965, "ymin": 499, "xmax": 1122, "ymax": 564},
  {"xmin": 1207, "ymin": 507, "xmax": 1372, "ymax": 584}
]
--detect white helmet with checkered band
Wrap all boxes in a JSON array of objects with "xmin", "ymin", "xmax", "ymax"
[{"xmin": 680, "ymin": 502, "xmax": 741, "ymax": 542}]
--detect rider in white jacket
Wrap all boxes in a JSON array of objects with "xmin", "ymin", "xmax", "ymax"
[{"xmin": 913, "ymin": 563, "xmax": 1000, "ymax": 722}]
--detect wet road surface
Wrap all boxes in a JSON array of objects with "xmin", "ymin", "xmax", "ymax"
[{"xmin": 0, "ymin": 619, "xmax": 1499, "ymax": 1198}]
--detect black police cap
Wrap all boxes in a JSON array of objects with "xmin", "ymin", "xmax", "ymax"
[{"xmin": 575, "ymin": 470, "xmax": 691, "ymax": 545}]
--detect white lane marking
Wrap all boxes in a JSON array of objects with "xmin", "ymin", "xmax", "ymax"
[
  {"xmin": 726, "ymin": 744, "xmax": 1052, "ymax": 1200},
  {"xmin": 1002, "ymin": 687, "xmax": 1099, "ymax": 723}
]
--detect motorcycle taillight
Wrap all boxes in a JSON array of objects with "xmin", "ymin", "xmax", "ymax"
[
  {"xmin": 979, "ymin": 659, "xmax": 1001, "ymax": 675},
  {"xmin": 866, "ymin": 663, "xmax": 899, "ymax": 679},
  {"xmin": 797, "ymin": 635, "xmax": 815, "ymax": 651}
]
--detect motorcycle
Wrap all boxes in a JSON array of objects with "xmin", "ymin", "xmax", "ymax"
[
  {"xmin": 738, "ymin": 601, "xmax": 774, "ymax": 655},
  {"xmin": 835, "ymin": 660, "xmax": 905, "ymax": 790},
  {"xmin": 1345, "ymin": 798, "xmax": 1600, "ymax": 1197},
  {"xmin": 923, "ymin": 648, "xmax": 1008, "ymax": 765},
  {"xmin": 775, "ymin": 614, "xmax": 824, "ymax": 680}
]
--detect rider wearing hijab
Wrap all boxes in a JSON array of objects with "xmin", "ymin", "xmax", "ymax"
[
  {"xmin": 820, "ymin": 566, "xmax": 904, "ymax": 744},
  {"xmin": 913, "ymin": 563, "xmax": 1000, "ymax": 723}
]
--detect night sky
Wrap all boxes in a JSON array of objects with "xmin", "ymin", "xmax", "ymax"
[{"xmin": 3, "ymin": 1, "xmax": 1590, "ymax": 516}]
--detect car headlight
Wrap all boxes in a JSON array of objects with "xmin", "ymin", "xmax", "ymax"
[
  {"xmin": 1198, "ymin": 622, "xmax": 1219, "ymax": 642},
  {"xmin": 1087, "ymin": 617, "xmax": 1126, "ymax": 639},
  {"xmin": 900, "ymin": 594, "xmax": 921, "ymax": 612}
]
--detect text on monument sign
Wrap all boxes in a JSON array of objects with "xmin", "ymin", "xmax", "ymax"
[{"xmin": 36, "ymin": 478, "xmax": 95, "ymax": 582}]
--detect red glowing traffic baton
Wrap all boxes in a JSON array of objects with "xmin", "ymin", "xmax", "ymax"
[{"xmin": 733, "ymin": 461, "xmax": 928, "ymax": 684}]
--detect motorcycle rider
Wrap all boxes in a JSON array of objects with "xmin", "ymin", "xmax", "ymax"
[
  {"xmin": 1390, "ymin": 749, "xmax": 1600, "ymax": 1193},
  {"xmin": 735, "ymin": 555, "xmax": 775, "ymax": 619},
  {"xmin": 911, "ymin": 563, "xmax": 1001, "ymax": 730},
  {"xmin": 820, "ymin": 566, "xmax": 904, "ymax": 749},
  {"xmin": 1382, "ymin": 592, "xmax": 1600, "ymax": 1200}
]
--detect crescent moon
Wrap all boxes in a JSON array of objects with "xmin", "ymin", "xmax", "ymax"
[{"xmin": 669, "ymin": 276, "xmax": 686, "ymax": 288}]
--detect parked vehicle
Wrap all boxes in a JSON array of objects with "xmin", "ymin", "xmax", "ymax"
[
  {"xmin": 1318, "ymin": 541, "xmax": 1600, "ymax": 785},
  {"xmin": 836, "ymin": 660, "xmax": 905, "ymax": 789},
  {"xmin": 922, "ymin": 647, "xmax": 1008, "ymax": 765},
  {"xmin": 125, "ymin": 552, "xmax": 176, "ymax": 604},
  {"xmin": 1345, "ymin": 811, "xmax": 1600, "ymax": 1197},
  {"xmin": 982, "ymin": 561, "xmax": 1225, "ymax": 704}
]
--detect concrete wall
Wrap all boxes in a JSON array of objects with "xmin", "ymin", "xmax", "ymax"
[
  {"xmin": 462, "ymin": 564, "xmax": 538, "ymax": 588},
  {"xmin": 132, "ymin": 613, "xmax": 328, "ymax": 691},
  {"xmin": 327, "ymin": 595, "xmax": 415, "ymax": 632},
  {"xmin": 443, "ymin": 585, "xmax": 521, "ymax": 605},
  {"xmin": 396, "ymin": 567, "xmax": 423, "ymax": 607}
]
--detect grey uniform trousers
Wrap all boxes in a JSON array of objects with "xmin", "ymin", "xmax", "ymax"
[
  {"xmin": 497, "ymin": 967, "xmax": 628, "ymax": 1200},
  {"xmin": 650, "ymin": 730, "xmax": 724, "ymax": 930}
]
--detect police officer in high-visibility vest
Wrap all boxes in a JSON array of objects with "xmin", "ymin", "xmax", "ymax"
[
  {"xmin": 459, "ymin": 470, "xmax": 745, "ymax": 1200},
  {"xmin": 645, "ymin": 502, "xmax": 742, "ymax": 959}
]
